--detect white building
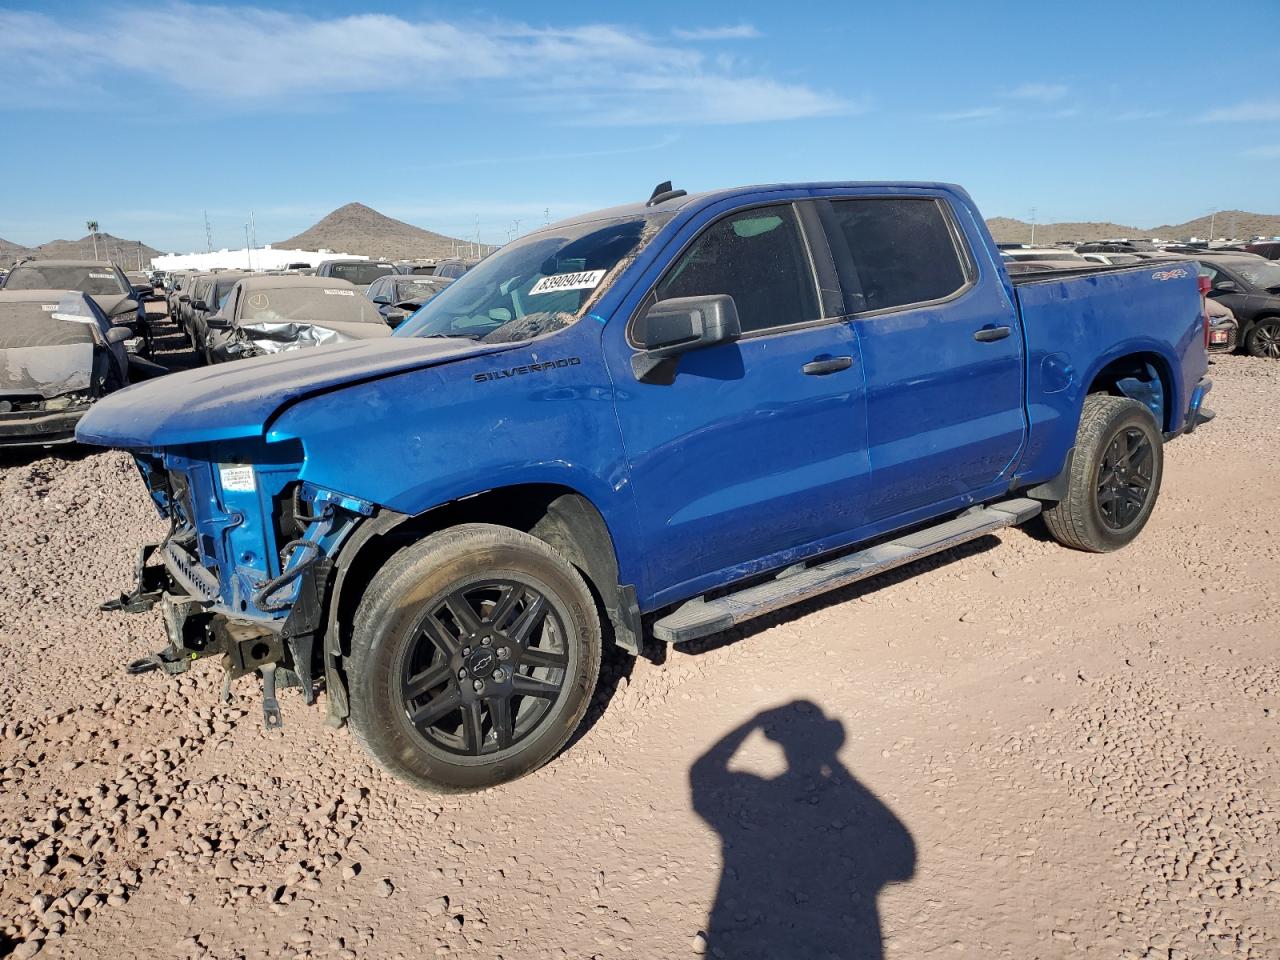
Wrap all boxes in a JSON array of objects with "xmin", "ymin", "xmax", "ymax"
[{"xmin": 150, "ymin": 246, "xmax": 368, "ymax": 272}]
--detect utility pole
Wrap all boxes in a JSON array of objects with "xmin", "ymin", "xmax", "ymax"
[
  {"xmin": 544, "ymin": 207, "xmax": 550, "ymax": 228},
  {"xmin": 244, "ymin": 224, "xmax": 253, "ymax": 271},
  {"xmin": 204, "ymin": 211, "xmax": 213, "ymax": 253},
  {"xmin": 1029, "ymin": 207, "xmax": 1037, "ymax": 245},
  {"xmin": 86, "ymin": 221, "xmax": 99, "ymax": 259},
  {"xmin": 1208, "ymin": 209, "xmax": 1217, "ymax": 241}
]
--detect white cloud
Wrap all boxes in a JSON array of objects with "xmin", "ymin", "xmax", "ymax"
[
  {"xmin": 0, "ymin": 4, "xmax": 848, "ymax": 125},
  {"xmin": 1199, "ymin": 100, "xmax": 1280, "ymax": 122},
  {"xmin": 1112, "ymin": 109, "xmax": 1169, "ymax": 122},
  {"xmin": 1242, "ymin": 144, "xmax": 1280, "ymax": 159},
  {"xmin": 672, "ymin": 24, "xmax": 762, "ymax": 40},
  {"xmin": 938, "ymin": 106, "xmax": 1003, "ymax": 122},
  {"xmin": 1005, "ymin": 83, "xmax": 1069, "ymax": 102}
]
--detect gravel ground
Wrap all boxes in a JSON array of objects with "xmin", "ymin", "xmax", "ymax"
[{"xmin": 1, "ymin": 325, "xmax": 1278, "ymax": 959}]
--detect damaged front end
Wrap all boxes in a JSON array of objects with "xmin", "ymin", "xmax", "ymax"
[{"xmin": 104, "ymin": 443, "xmax": 372, "ymax": 729}]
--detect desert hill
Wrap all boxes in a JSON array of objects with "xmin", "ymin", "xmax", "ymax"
[
  {"xmin": 987, "ymin": 209, "xmax": 1280, "ymax": 244},
  {"xmin": 275, "ymin": 203, "xmax": 488, "ymax": 260}
]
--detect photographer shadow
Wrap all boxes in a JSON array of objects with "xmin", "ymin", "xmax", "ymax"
[{"xmin": 690, "ymin": 700, "xmax": 915, "ymax": 960}]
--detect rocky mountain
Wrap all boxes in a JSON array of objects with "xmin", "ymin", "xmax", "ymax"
[
  {"xmin": 987, "ymin": 210, "xmax": 1280, "ymax": 244},
  {"xmin": 21, "ymin": 233, "xmax": 163, "ymax": 268},
  {"xmin": 275, "ymin": 203, "xmax": 488, "ymax": 261},
  {"xmin": 0, "ymin": 237, "xmax": 32, "ymax": 266}
]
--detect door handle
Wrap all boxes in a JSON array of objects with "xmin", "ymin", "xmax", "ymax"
[
  {"xmin": 802, "ymin": 356, "xmax": 853, "ymax": 376},
  {"xmin": 973, "ymin": 325, "xmax": 1012, "ymax": 342}
]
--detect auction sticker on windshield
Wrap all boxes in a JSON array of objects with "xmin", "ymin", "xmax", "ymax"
[
  {"xmin": 528, "ymin": 269, "xmax": 606, "ymax": 296},
  {"xmin": 218, "ymin": 464, "xmax": 256, "ymax": 493},
  {"xmin": 323, "ymin": 289, "xmax": 356, "ymax": 296}
]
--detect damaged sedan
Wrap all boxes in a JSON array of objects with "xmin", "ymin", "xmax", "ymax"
[
  {"xmin": 207, "ymin": 276, "xmax": 391, "ymax": 363},
  {"xmin": 0, "ymin": 289, "xmax": 131, "ymax": 445},
  {"xmin": 2, "ymin": 259, "xmax": 148, "ymax": 352}
]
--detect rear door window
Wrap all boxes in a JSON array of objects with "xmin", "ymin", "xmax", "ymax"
[
  {"xmin": 652, "ymin": 204, "xmax": 820, "ymax": 334},
  {"xmin": 822, "ymin": 198, "xmax": 970, "ymax": 313}
]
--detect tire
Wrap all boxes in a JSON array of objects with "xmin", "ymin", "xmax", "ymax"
[
  {"xmin": 1042, "ymin": 395, "xmax": 1164, "ymax": 553},
  {"xmin": 1245, "ymin": 317, "xmax": 1280, "ymax": 360},
  {"xmin": 347, "ymin": 523, "xmax": 601, "ymax": 792}
]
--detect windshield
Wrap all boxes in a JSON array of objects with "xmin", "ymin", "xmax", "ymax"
[
  {"xmin": 239, "ymin": 287, "xmax": 385, "ymax": 325},
  {"xmin": 1235, "ymin": 260, "xmax": 1280, "ymax": 291},
  {"xmin": 326, "ymin": 262, "xmax": 396, "ymax": 286},
  {"xmin": 213, "ymin": 277, "xmax": 243, "ymax": 307},
  {"xmin": 4, "ymin": 264, "xmax": 127, "ymax": 296},
  {"xmin": 395, "ymin": 279, "xmax": 449, "ymax": 302},
  {"xmin": 397, "ymin": 214, "xmax": 667, "ymax": 343}
]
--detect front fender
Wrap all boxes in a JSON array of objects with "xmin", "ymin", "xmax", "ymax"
[{"xmin": 265, "ymin": 324, "xmax": 644, "ymax": 587}]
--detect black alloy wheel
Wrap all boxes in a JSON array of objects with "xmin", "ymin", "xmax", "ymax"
[
  {"xmin": 1094, "ymin": 427, "xmax": 1154, "ymax": 531},
  {"xmin": 347, "ymin": 523, "xmax": 602, "ymax": 792},
  {"xmin": 1247, "ymin": 319, "xmax": 1280, "ymax": 360},
  {"xmin": 400, "ymin": 579, "xmax": 568, "ymax": 756}
]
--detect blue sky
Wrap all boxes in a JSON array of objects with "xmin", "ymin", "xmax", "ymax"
[{"xmin": 1, "ymin": 0, "xmax": 1277, "ymax": 251}]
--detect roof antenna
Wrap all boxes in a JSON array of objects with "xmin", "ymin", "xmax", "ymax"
[{"xmin": 646, "ymin": 180, "xmax": 688, "ymax": 207}]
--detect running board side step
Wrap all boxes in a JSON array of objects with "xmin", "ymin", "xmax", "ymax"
[{"xmin": 651, "ymin": 498, "xmax": 1042, "ymax": 644}]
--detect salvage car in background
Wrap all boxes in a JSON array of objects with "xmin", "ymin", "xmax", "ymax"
[
  {"xmin": 2, "ymin": 260, "xmax": 147, "ymax": 351},
  {"xmin": 206, "ymin": 275, "xmax": 390, "ymax": 362},
  {"xmin": 365, "ymin": 274, "xmax": 452, "ymax": 327},
  {"xmin": 1198, "ymin": 255, "xmax": 1280, "ymax": 359},
  {"xmin": 1205, "ymin": 297, "xmax": 1238, "ymax": 353},
  {"xmin": 1080, "ymin": 252, "xmax": 1142, "ymax": 266},
  {"xmin": 313, "ymin": 259, "xmax": 398, "ymax": 292},
  {"xmin": 188, "ymin": 272, "xmax": 246, "ymax": 359},
  {"xmin": 0, "ymin": 290, "xmax": 130, "ymax": 445}
]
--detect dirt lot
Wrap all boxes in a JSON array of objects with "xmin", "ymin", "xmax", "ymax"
[{"xmin": 1, "ymin": 332, "xmax": 1277, "ymax": 959}]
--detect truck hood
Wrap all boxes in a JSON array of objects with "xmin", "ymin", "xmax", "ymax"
[{"xmin": 76, "ymin": 336, "xmax": 517, "ymax": 449}]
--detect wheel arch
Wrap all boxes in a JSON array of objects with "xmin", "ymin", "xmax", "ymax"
[
  {"xmin": 1242, "ymin": 313, "xmax": 1280, "ymax": 350},
  {"xmin": 320, "ymin": 483, "xmax": 640, "ymax": 724},
  {"xmin": 1083, "ymin": 348, "xmax": 1177, "ymax": 433}
]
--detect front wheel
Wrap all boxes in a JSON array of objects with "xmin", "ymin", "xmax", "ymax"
[
  {"xmin": 348, "ymin": 523, "xmax": 601, "ymax": 792},
  {"xmin": 1042, "ymin": 395, "xmax": 1164, "ymax": 553},
  {"xmin": 1246, "ymin": 318, "xmax": 1280, "ymax": 359}
]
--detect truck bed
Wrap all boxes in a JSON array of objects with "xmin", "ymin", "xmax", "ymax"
[{"xmin": 1009, "ymin": 258, "xmax": 1207, "ymax": 489}]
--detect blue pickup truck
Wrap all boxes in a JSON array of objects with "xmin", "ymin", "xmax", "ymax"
[{"xmin": 78, "ymin": 181, "xmax": 1214, "ymax": 792}]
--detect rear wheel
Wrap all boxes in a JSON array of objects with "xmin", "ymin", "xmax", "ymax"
[
  {"xmin": 1245, "ymin": 318, "xmax": 1280, "ymax": 359},
  {"xmin": 348, "ymin": 523, "xmax": 601, "ymax": 792},
  {"xmin": 1042, "ymin": 395, "xmax": 1163, "ymax": 553}
]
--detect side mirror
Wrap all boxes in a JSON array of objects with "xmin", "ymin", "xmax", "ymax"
[
  {"xmin": 179, "ymin": 294, "xmax": 190, "ymax": 302},
  {"xmin": 112, "ymin": 298, "xmax": 139, "ymax": 317},
  {"xmin": 1212, "ymin": 280, "xmax": 1240, "ymax": 293},
  {"xmin": 193, "ymin": 299, "xmax": 209, "ymax": 312},
  {"xmin": 371, "ymin": 294, "xmax": 391, "ymax": 305},
  {"xmin": 632, "ymin": 294, "xmax": 741, "ymax": 381},
  {"xmin": 206, "ymin": 315, "xmax": 231, "ymax": 330},
  {"xmin": 132, "ymin": 283, "xmax": 153, "ymax": 296},
  {"xmin": 105, "ymin": 327, "xmax": 133, "ymax": 344},
  {"xmin": 385, "ymin": 309, "xmax": 406, "ymax": 327}
]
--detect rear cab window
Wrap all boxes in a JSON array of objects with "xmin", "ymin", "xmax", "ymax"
[{"xmin": 819, "ymin": 197, "xmax": 972, "ymax": 314}]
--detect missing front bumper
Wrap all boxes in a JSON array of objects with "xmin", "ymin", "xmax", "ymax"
[{"xmin": 102, "ymin": 542, "xmax": 298, "ymax": 728}]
